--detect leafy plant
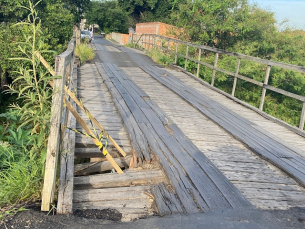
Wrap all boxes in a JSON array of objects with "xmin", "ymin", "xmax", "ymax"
[
  {"xmin": 75, "ymin": 43, "xmax": 95, "ymax": 63},
  {"xmin": 146, "ymin": 48, "xmax": 174, "ymax": 66},
  {"xmin": 0, "ymin": 0, "xmax": 55, "ymax": 216}
]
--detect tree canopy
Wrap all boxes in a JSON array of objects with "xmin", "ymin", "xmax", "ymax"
[{"xmin": 85, "ymin": 1, "xmax": 128, "ymax": 33}]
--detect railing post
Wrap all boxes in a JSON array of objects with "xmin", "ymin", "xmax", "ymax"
[
  {"xmin": 211, "ymin": 53, "xmax": 219, "ymax": 86},
  {"xmin": 75, "ymin": 29, "xmax": 81, "ymax": 46},
  {"xmin": 232, "ymin": 58, "xmax": 241, "ymax": 96},
  {"xmin": 259, "ymin": 65, "xmax": 271, "ymax": 111},
  {"xmin": 154, "ymin": 36, "xmax": 156, "ymax": 49},
  {"xmin": 141, "ymin": 34, "xmax": 143, "ymax": 48},
  {"xmin": 184, "ymin": 45, "xmax": 189, "ymax": 70},
  {"xmin": 174, "ymin": 43, "xmax": 178, "ymax": 64},
  {"xmin": 167, "ymin": 39, "xmax": 170, "ymax": 52},
  {"xmin": 160, "ymin": 37, "xmax": 162, "ymax": 51},
  {"xmin": 41, "ymin": 55, "xmax": 66, "ymax": 211},
  {"xmin": 145, "ymin": 34, "xmax": 147, "ymax": 49},
  {"xmin": 197, "ymin": 48, "xmax": 201, "ymax": 77},
  {"xmin": 149, "ymin": 35, "xmax": 152, "ymax": 50},
  {"xmin": 299, "ymin": 102, "xmax": 305, "ymax": 130}
]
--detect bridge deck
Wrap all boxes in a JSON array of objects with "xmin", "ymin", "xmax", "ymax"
[{"xmin": 71, "ymin": 40, "xmax": 305, "ymax": 221}]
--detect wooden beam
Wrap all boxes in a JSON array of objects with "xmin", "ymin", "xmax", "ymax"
[
  {"xmin": 197, "ymin": 48, "xmax": 201, "ymax": 77},
  {"xmin": 57, "ymin": 64, "xmax": 77, "ymax": 214},
  {"xmin": 41, "ymin": 55, "xmax": 66, "ymax": 211},
  {"xmin": 232, "ymin": 58, "xmax": 241, "ymax": 97},
  {"xmin": 211, "ymin": 53, "xmax": 219, "ymax": 86},
  {"xmin": 259, "ymin": 65, "xmax": 271, "ymax": 111}
]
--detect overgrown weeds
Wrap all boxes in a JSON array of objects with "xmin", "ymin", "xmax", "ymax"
[
  {"xmin": 0, "ymin": 0, "xmax": 56, "ymax": 220},
  {"xmin": 146, "ymin": 48, "xmax": 174, "ymax": 66},
  {"xmin": 75, "ymin": 43, "xmax": 95, "ymax": 63}
]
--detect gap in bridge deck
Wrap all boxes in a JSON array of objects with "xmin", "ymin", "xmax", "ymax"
[{"xmin": 121, "ymin": 66, "xmax": 305, "ymax": 210}]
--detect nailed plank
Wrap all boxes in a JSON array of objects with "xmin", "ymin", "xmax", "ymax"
[
  {"xmin": 57, "ymin": 64, "xmax": 77, "ymax": 214},
  {"xmin": 151, "ymin": 183, "xmax": 184, "ymax": 215},
  {"xmin": 74, "ymin": 169, "xmax": 164, "ymax": 189},
  {"xmin": 41, "ymin": 56, "xmax": 66, "ymax": 211}
]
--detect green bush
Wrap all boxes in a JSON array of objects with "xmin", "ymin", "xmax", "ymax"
[
  {"xmin": 146, "ymin": 49, "xmax": 174, "ymax": 66},
  {"xmin": 75, "ymin": 43, "xmax": 95, "ymax": 63}
]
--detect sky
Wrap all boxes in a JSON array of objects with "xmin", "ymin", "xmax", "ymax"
[{"xmin": 249, "ymin": 0, "xmax": 305, "ymax": 30}]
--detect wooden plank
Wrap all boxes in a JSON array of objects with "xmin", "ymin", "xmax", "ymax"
[
  {"xmin": 151, "ymin": 183, "xmax": 184, "ymax": 215},
  {"xmin": 41, "ymin": 56, "xmax": 66, "ymax": 211},
  {"xmin": 96, "ymin": 62, "xmax": 152, "ymax": 162},
  {"xmin": 105, "ymin": 64, "xmax": 218, "ymax": 210},
  {"xmin": 75, "ymin": 146, "xmax": 132, "ymax": 159},
  {"xmin": 73, "ymin": 198, "xmax": 152, "ymax": 212},
  {"xmin": 74, "ymin": 155, "xmax": 132, "ymax": 176},
  {"xmin": 57, "ymin": 64, "xmax": 77, "ymax": 214},
  {"xmin": 74, "ymin": 170, "xmax": 164, "ymax": 189},
  {"xmin": 73, "ymin": 186, "xmax": 151, "ymax": 202}
]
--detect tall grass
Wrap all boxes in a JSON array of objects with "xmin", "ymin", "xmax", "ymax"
[
  {"xmin": 75, "ymin": 43, "xmax": 95, "ymax": 63},
  {"xmin": 0, "ymin": 1, "xmax": 56, "ymax": 220},
  {"xmin": 146, "ymin": 48, "xmax": 174, "ymax": 66}
]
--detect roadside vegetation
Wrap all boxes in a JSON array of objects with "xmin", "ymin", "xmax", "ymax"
[
  {"xmin": 75, "ymin": 43, "xmax": 95, "ymax": 63},
  {"xmin": 0, "ymin": 0, "xmax": 90, "ymax": 221},
  {"xmin": 146, "ymin": 49, "xmax": 174, "ymax": 66}
]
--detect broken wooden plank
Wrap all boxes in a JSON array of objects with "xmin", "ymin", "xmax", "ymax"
[
  {"xmin": 74, "ymin": 169, "xmax": 164, "ymax": 189},
  {"xmin": 151, "ymin": 183, "xmax": 184, "ymax": 215},
  {"xmin": 74, "ymin": 155, "xmax": 132, "ymax": 176}
]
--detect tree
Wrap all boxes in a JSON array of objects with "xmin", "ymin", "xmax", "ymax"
[
  {"xmin": 61, "ymin": 0, "xmax": 90, "ymax": 23},
  {"xmin": 117, "ymin": 0, "xmax": 186, "ymax": 26},
  {"xmin": 171, "ymin": 0, "xmax": 251, "ymax": 49},
  {"xmin": 85, "ymin": 1, "xmax": 128, "ymax": 33}
]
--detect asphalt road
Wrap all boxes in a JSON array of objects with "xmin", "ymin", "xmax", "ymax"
[{"xmin": 92, "ymin": 35, "xmax": 157, "ymax": 67}]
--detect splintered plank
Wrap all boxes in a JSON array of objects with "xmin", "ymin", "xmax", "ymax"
[
  {"xmin": 74, "ymin": 169, "xmax": 164, "ymax": 189},
  {"xmin": 96, "ymin": 62, "xmax": 253, "ymax": 213},
  {"xmin": 74, "ymin": 155, "xmax": 132, "ymax": 176},
  {"xmin": 151, "ymin": 183, "xmax": 184, "ymax": 215},
  {"xmin": 141, "ymin": 65, "xmax": 305, "ymax": 188}
]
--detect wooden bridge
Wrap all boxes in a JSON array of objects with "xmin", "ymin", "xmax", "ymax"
[{"xmin": 41, "ymin": 35, "xmax": 305, "ymax": 222}]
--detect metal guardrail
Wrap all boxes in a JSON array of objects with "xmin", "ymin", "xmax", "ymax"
[{"xmin": 132, "ymin": 34, "xmax": 305, "ymax": 130}]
